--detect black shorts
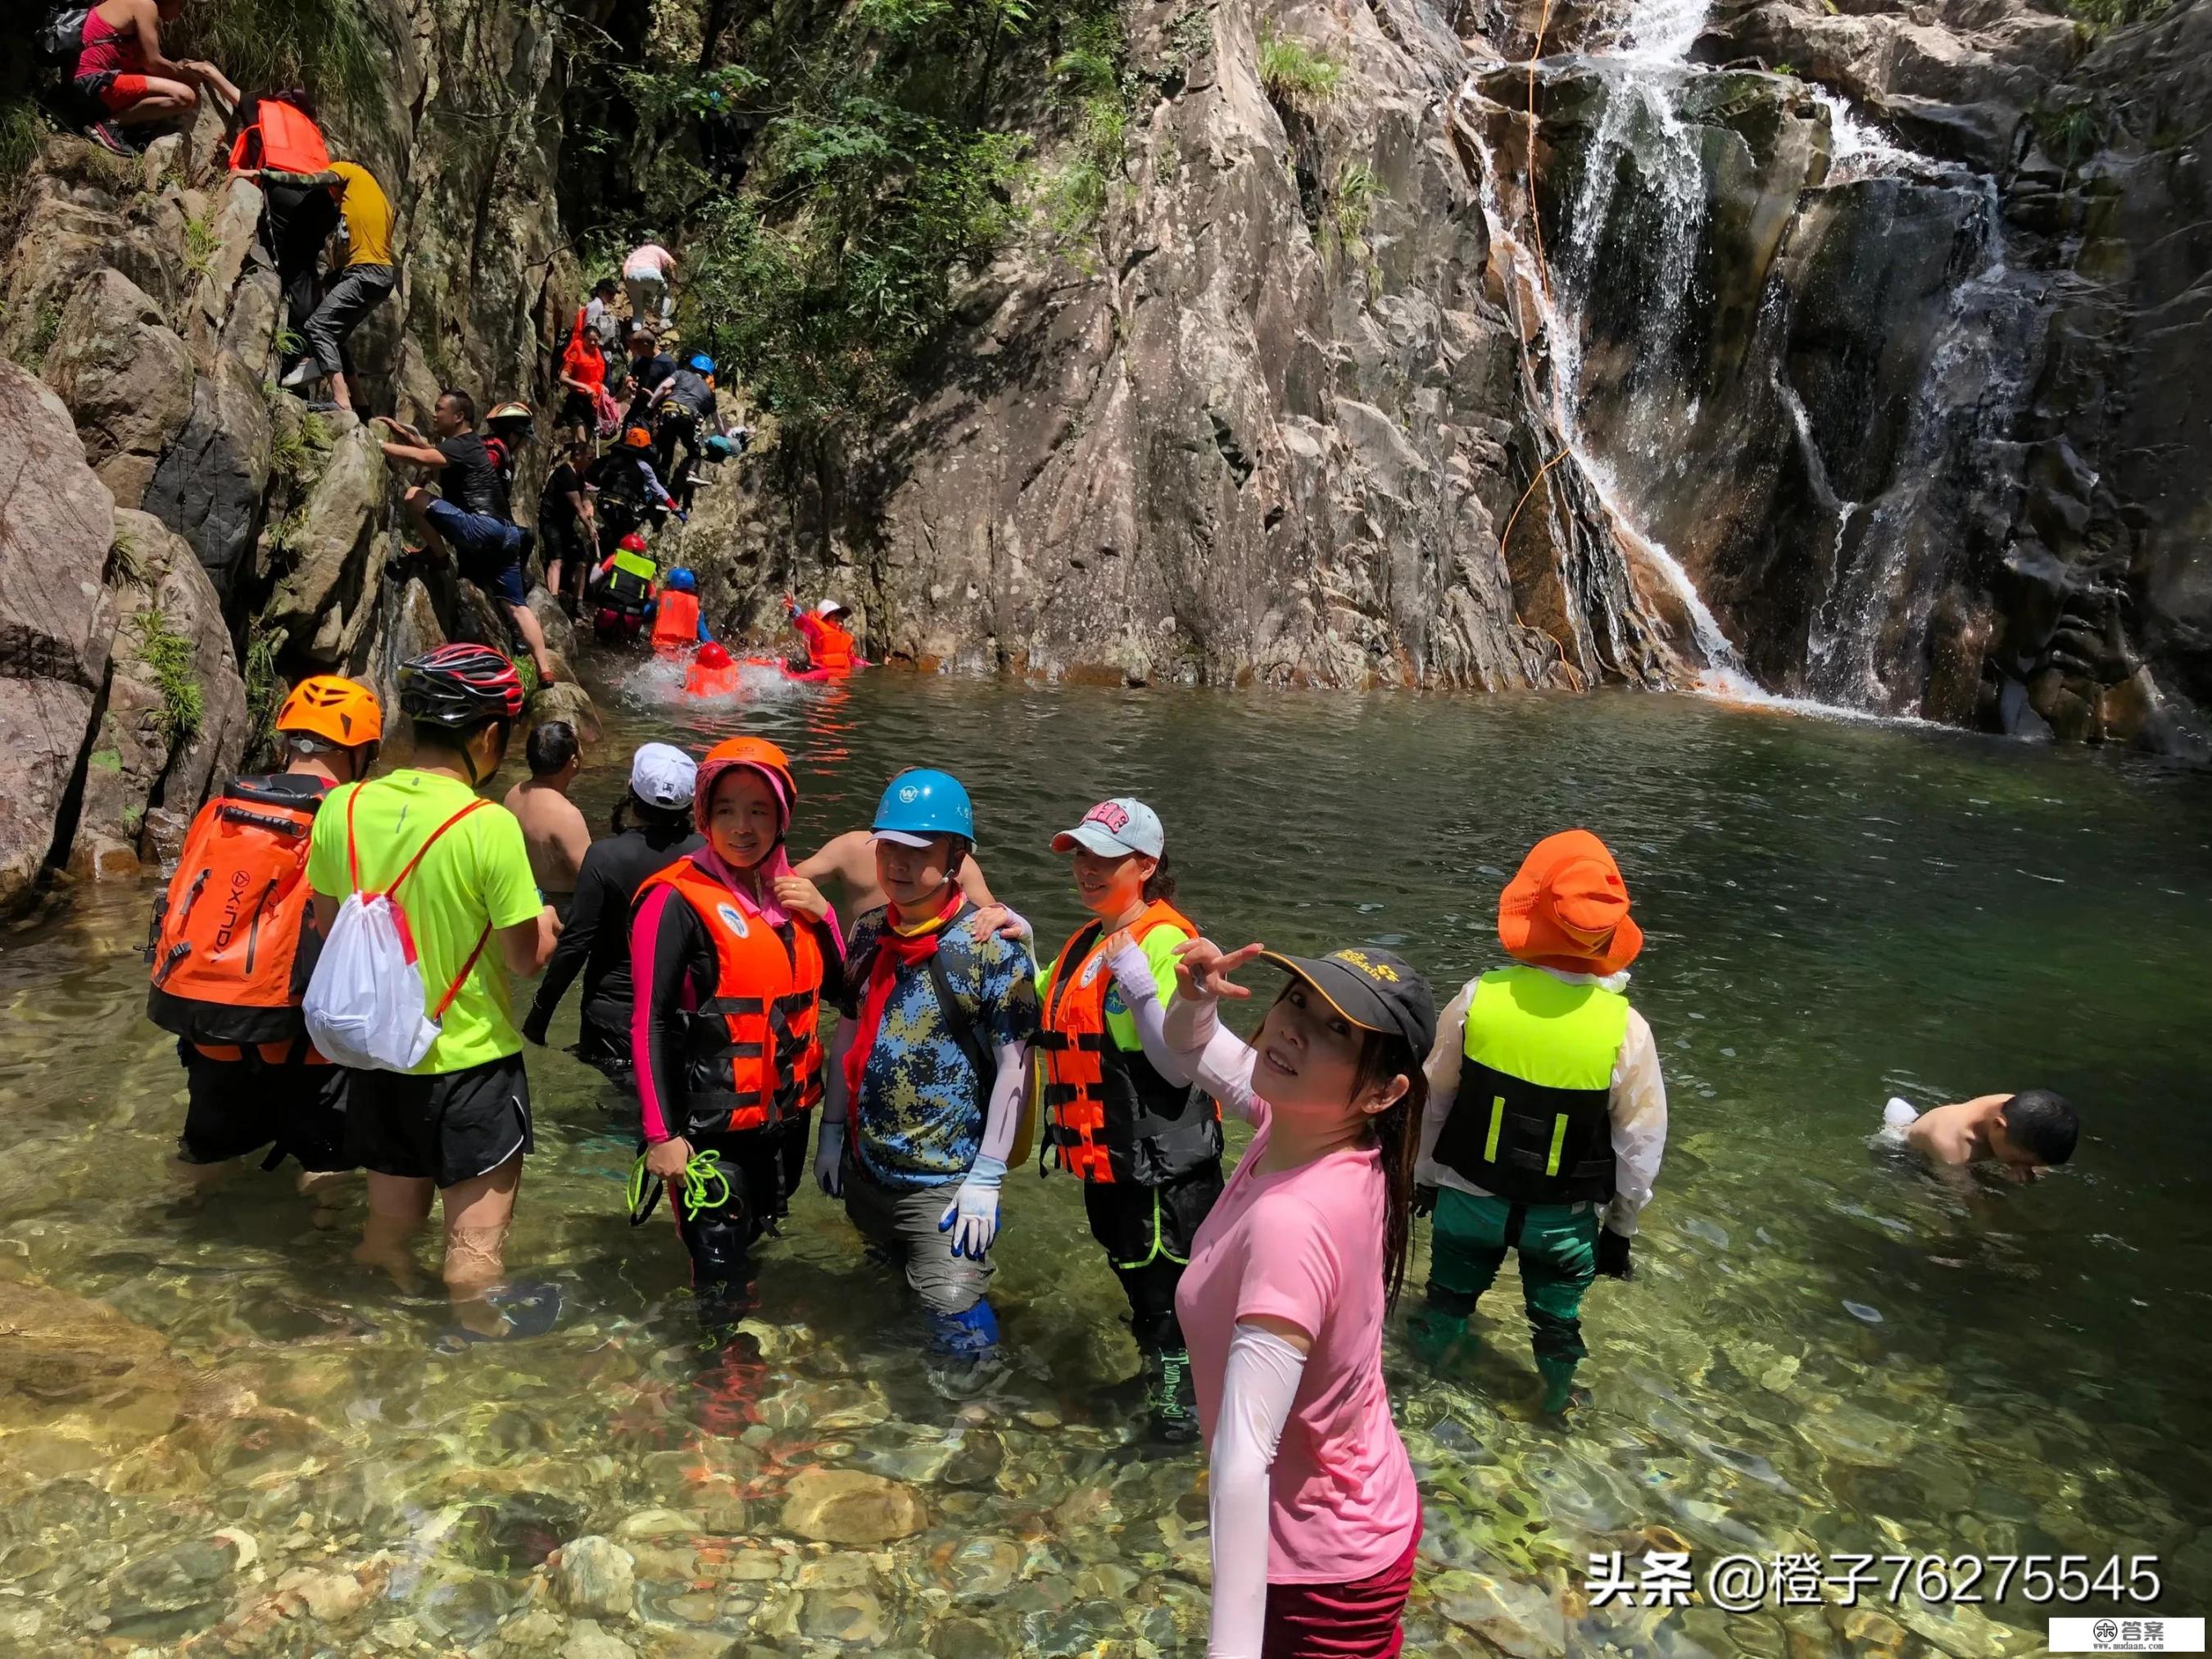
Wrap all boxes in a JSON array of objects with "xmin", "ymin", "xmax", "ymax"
[
  {"xmin": 177, "ymin": 1040, "xmax": 353, "ymax": 1172},
  {"xmin": 346, "ymin": 1054, "xmax": 533, "ymax": 1188},
  {"xmin": 1082, "ymin": 1161, "xmax": 1224, "ymax": 1271}
]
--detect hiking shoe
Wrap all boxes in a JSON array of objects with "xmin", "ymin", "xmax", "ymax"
[
  {"xmin": 1148, "ymin": 1347, "xmax": 1200, "ymax": 1445},
  {"xmin": 84, "ymin": 121, "xmax": 131, "ymax": 157},
  {"xmin": 281, "ymin": 359, "xmax": 320, "ymax": 388}
]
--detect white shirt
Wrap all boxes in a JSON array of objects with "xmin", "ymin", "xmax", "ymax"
[{"xmin": 1416, "ymin": 965, "xmax": 1668, "ymax": 1235}]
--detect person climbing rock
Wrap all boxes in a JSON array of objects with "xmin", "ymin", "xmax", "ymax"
[
  {"xmin": 785, "ymin": 595, "xmax": 859, "ymax": 675},
  {"xmin": 583, "ymin": 531, "xmax": 655, "ymax": 643},
  {"xmin": 1412, "ymin": 829, "xmax": 1669, "ymax": 1415},
  {"xmin": 648, "ymin": 565, "xmax": 711, "ymax": 653},
  {"xmin": 1882, "ymin": 1090, "xmax": 2078, "ymax": 1182},
  {"xmin": 502, "ymin": 720, "xmax": 591, "ymax": 918},
  {"xmin": 70, "ymin": 0, "xmax": 237, "ymax": 153},
  {"xmin": 145, "ymin": 675, "xmax": 381, "ymax": 1205},
  {"xmin": 1156, "ymin": 937, "xmax": 1434, "ymax": 1659},
  {"xmin": 587, "ymin": 425, "xmax": 679, "ymax": 555},
  {"xmin": 555, "ymin": 301, "xmax": 613, "ymax": 437},
  {"xmin": 815, "ymin": 771, "xmax": 1040, "ymax": 1391},
  {"xmin": 650, "ymin": 354, "xmax": 726, "ymax": 510},
  {"xmin": 307, "ymin": 645, "xmax": 558, "ymax": 1335},
  {"xmin": 524, "ymin": 743, "xmax": 701, "ymax": 1085},
  {"xmin": 375, "ymin": 390, "xmax": 559, "ymax": 685},
  {"xmin": 230, "ymin": 89, "xmax": 338, "ymax": 346},
  {"xmin": 620, "ymin": 326, "xmax": 679, "ymax": 426},
  {"xmin": 630, "ymin": 738, "xmax": 842, "ymax": 1327},
  {"xmin": 623, "ymin": 240, "xmax": 678, "ymax": 332},
  {"xmin": 583, "ymin": 275, "xmax": 623, "ymax": 353},
  {"xmin": 539, "ymin": 433, "xmax": 596, "ymax": 611},
  {"xmin": 483, "ymin": 401, "xmax": 535, "ymax": 508},
  {"xmin": 1032, "ymin": 798, "xmax": 1221, "ymax": 1444},
  {"xmin": 255, "ymin": 157, "xmax": 394, "ymax": 412}
]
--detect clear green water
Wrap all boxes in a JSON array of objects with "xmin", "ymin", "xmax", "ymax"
[{"xmin": 2, "ymin": 672, "xmax": 2208, "ymax": 1657}]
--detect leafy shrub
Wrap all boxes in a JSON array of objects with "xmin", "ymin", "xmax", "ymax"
[
  {"xmin": 1257, "ymin": 24, "xmax": 1343, "ymax": 111},
  {"xmin": 129, "ymin": 608, "xmax": 204, "ymax": 745},
  {"xmin": 170, "ymin": 0, "xmax": 384, "ymax": 109}
]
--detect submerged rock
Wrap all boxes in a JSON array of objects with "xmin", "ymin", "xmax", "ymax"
[
  {"xmin": 779, "ymin": 1469, "xmax": 926, "ymax": 1545},
  {"xmin": 556, "ymin": 1536, "xmax": 637, "ymax": 1620}
]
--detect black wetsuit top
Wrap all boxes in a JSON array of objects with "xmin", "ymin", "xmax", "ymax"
[{"xmin": 527, "ymin": 822, "xmax": 703, "ymax": 1055}]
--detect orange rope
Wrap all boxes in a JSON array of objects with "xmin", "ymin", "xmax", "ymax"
[
  {"xmin": 1498, "ymin": 447, "xmax": 1570, "ymax": 556},
  {"xmin": 1525, "ymin": 0, "xmax": 1556, "ymax": 276}
]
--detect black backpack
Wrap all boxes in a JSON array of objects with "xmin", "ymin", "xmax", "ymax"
[{"xmin": 41, "ymin": 6, "xmax": 93, "ymax": 69}]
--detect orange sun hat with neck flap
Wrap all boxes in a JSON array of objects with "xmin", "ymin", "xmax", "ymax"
[{"xmin": 1498, "ymin": 828, "xmax": 1643, "ymax": 977}]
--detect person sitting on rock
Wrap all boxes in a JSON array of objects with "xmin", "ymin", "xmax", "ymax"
[
  {"xmin": 1882, "ymin": 1091, "xmax": 2078, "ymax": 1183},
  {"xmin": 71, "ymin": 0, "xmax": 238, "ymax": 154},
  {"xmin": 250, "ymin": 157, "xmax": 395, "ymax": 413},
  {"xmin": 375, "ymin": 389, "xmax": 560, "ymax": 685}
]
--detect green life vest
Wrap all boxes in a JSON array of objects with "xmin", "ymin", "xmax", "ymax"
[{"xmin": 1431, "ymin": 964, "xmax": 1630, "ymax": 1205}]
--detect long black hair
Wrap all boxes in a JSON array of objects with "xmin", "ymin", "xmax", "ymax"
[
  {"xmin": 1141, "ymin": 850, "xmax": 1180, "ymax": 909},
  {"xmin": 1354, "ymin": 1028, "xmax": 1428, "ymax": 1310},
  {"xmin": 611, "ymin": 787, "xmax": 692, "ymax": 836}
]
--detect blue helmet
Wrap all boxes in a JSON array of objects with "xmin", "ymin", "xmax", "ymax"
[
  {"xmin": 665, "ymin": 567, "xmax": 697, "ymax": 593},
  {"xmin": 688, "ymin": 353, "xmax": 716, "ymax": 375},
  {"xmin": 873, "ymin": 768, "xmax": 974, "ymax": 844}
]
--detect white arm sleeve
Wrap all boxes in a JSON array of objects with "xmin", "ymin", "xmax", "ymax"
[
  {"xmin": 1107, "ymin": 941, "xmax": 1187, "ymax": 1082},
  {"xmin": 1163, "ymin": 990, "xmax": 1264, "ymax": 1125},
  {"xmin": 1603, "ymin": 1009, "xmax": 1668, "ymax": 1235},
  {"xmin": 976, "ymin": 1040, "xmax": 1027, "ymax": 1169},
  {"xmin": 1208, "ymin": 1324, "xmax": 1308, "ymax": 1659},
  {"xmin": 1415, "ymin": 977, "xmax": 1478, "ymax": 1181}
]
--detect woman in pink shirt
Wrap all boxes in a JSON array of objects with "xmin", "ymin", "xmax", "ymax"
[{"xmin": 1100, "ymin": 932, "xmax": 1435, "ymax": 1658}]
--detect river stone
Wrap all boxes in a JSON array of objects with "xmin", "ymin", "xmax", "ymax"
[
  {"xmin": 561, "ymin": 1619, "xmax": 638, "ymax": 1659},
  {"xmin": 41, "ymin": 266, "xmax": 195, "ymax": 509},
  {"xmin": 927, "ymin": 1616, "xmax": 1003, "ymax": 1659},
  {"xmin": 557, "ymin": 1536, "xmax": 637, "ymax": 1618},
  {"xmin": 615, "ymin": 1508, "xmax": 699, "ymax": 1541},
  {"xmin": 778, "ymin": 1469, "xmax": 926, "ymax": 1545}
]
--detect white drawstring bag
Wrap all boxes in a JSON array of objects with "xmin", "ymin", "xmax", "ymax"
[{"xmin": 304, "ymin": 788, "xmax": 492, "ymax": 1072}]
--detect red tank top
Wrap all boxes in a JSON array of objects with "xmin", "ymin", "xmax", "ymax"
[{"xmin": 77, "ymin": 6, "xmax": 145, "ymax": 79}]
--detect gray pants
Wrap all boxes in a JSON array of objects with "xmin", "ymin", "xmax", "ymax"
[
  {"xmin": 304, "ymin": 263, "xmax": 396, "ymax": 375},
  {"xmin": 844, "ymin": 1159, "xmax": 992, "ymax": 1317}
]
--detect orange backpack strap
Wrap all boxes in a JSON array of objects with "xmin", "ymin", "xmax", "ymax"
[
  {"xmin": 344, "ymin": 786, "xmax": 500, "ymax": 1025},
  {"xmin": 431, "ymin": 924, "xmax": 495, "ymax": 1021},
  {"xmin": 375, "ymin": 796, "xmax": 492, "ymax": 900}
]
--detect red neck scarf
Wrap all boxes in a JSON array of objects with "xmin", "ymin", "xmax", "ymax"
[{"xmin": 841, "ymin": 886, "xmax": 963, "ymax": 1108}]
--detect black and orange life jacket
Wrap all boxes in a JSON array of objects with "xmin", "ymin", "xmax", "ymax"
[
  {"xmin": 145, "ymin": 774, "xmax": 330, "ymax": 1045},
  {"xmin": 229, "ymin": 99, "xmax": 331, "ymax": 176},
  {"xmin": 1037, "ymin": 901, "xmax": 1222, "ymax": 1185},
  {"xmin": 635, "ymin": 856, "xmax": 828, "ymax": 1137}
]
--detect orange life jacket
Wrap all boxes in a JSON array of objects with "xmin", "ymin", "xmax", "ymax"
[
  {"xmin": 635, "ymin": 857, "xmax": 828, "ymax": 1136},
  {"xmin": 652, "ymin": 589, "xmax": 700, "ymax": 650},
  {"xmin": 810, "ymin": 619, "xmax": 855, "ymax": 673},
  {"xmin": 146, "ymin": 775, "xmax": 329, "ymax": 1045},
  {"xmin": 1037, "ymin": 900, "xmax": 1222, "ymax": 1185},
  {"xmin": 686, "ymin": 658, "xmax": 743, "ymax": 698},
  {"xmin": 229, "ymin": 99, "xmax": 331, "ymax": 176}
]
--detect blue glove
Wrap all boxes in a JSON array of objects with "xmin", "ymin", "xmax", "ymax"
[{"xmin": 939, "ymin": 1155, "xmax": 1005, "ymax": 1260}]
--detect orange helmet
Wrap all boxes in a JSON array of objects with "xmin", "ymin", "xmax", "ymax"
[
  {"xmin": 622, "ymin": 425, "xmax": 653, "ymax": 449},
  {"xmin": 696, "ymin": 735, "xmax": 796, "ymax": 831},
  {"xmin": 275, "ymin": 675, "xmax": 383, "ymax": 748}
]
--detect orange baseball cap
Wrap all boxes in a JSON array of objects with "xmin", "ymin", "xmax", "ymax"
[{"xmin": 1498, "ymin": 829, "xmax": 1643, "ymax": 977}]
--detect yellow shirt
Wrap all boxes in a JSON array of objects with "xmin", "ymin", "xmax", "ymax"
[{"xmin": 330, "ymin": 161, "xmax": 393, "ymax": 268}]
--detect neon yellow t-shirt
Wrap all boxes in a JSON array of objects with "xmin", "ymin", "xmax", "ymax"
[
  {"xmin": 307, "ymin": 771, "xmax": 542, "ymax": 1076},
  {"xmin": 1039, "ymin": 921, "xmax": 1188, "ymax": 1053}
]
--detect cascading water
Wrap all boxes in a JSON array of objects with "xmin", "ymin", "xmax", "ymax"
[{"xmin": 1454, "ymin": 0, "xmax": 2042, "ymax": 720}]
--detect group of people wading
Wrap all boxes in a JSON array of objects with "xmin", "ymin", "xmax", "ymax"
[{"xmin": 145, "ymin": 632, "xmax": 1673, "ymax": 1658}]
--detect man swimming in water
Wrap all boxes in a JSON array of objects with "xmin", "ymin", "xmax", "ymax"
[{"xmin": 1884, "ymin": 1090, "xmax": 2078, "ymax": 1181}]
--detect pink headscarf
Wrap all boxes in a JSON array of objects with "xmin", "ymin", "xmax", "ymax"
[{"xmin": 688, "ymin": 757, "xmax": 829, "ymax": 940}]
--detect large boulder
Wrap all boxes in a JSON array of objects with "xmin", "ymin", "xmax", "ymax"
[
  {"xmin": 142, "ymin": 348, "xmax": 274, "ymax": 597},
  {"xmin": 0, "ymin": 362, "xmax": 117, "ymax": 911},
  {"xmin": 40, "ymin": 267, "xmax": 197, "ymax": 510},
  {"xmin": 264, "ymin": 419, "xmax": 388, "ymax": 651}
]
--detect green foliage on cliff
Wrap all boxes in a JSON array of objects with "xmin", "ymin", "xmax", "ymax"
[
  {"xmin": 2060, "ymin": 0, "xmax": 2170, "ymax": 34},
  {"xmin": 1257, "ymin": 24, "xmax": 1343, "ymax": 111},
  {"xmin": 128, "ymin": 608, "xmax": 205, "ymax": 746},
  {"xmin": 170, "ymin": 0, "xmax": 384, "ymax": 108},
  {"xmin": 570, "ymin": 0, "xmax": 1126, "ymax": 440}
]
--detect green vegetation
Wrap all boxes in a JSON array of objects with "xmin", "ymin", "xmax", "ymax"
[
  {"xmin": 1325, "ymin": 159, "xmax": 1381, "ymax": 291},
  {"xmin": 2033, "ymin": 96, "xmax": 2112, "ymax": 174},
  {"xmin": 1042, "ymin": 13, "xmax": 1132, "ymax": 254},
  {"xmin": 1, "ymin": 97, "xmax": 48, "ymax": 197},
  {"xmin": 111, "ymin": 527, "xmax": 149, "ymax": 589},
  {"xmin": 24, "ymin": 301, "xmax": 64, "ymax": 371},
  {"xmin": 129, "ymin": 608, "xmax": 205, "ymax": 746},
  {"xmin": 269, "ymin": 408, "xmax": 333, "ymax": 487},
  {"xmin": 241, "ymin": 623, "xmax": 283, "ymax": 766},
  {"xmin": 170, "ymin": 0, "xmax": 384, "ymax": 109},
  {"xmin": 182, "ymin": 215, "xmax": 220, "ymax": 280},
  {"xmin": 2060, "ymin": 0, "xmax": 2170, "ymax": 33},
  {"xmin": 1257, "ymin": 23, "xmax": 1343, "ymax": 112}
]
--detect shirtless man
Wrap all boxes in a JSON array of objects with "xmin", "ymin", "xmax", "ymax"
[
  {"xmin": 504, "ymin": 722, "xmax": 592, "ymax": 915},
  {"xmin": 1884, "ymin": 1090, "xmax": 2078, "ymax": 1182},
  {"xmin": 796, "ymin": 827, "xmax": 996, "ymax": 917}
]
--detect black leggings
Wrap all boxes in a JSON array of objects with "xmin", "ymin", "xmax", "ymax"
[{"xmin": 1082, "ymin": 1163, "xmax": 1224, "ymax": 1352}]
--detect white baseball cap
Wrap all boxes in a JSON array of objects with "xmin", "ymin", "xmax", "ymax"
[
  {"xmin": 630, "ymin": 742, "xmax": 696, "ymax": 808},
  {"xmin": 814, "ymin": 598, "xmax": 850, "ymax": 617},
  {"xmin": 1052, "ymin": 796, "xmax": 1165, "ymax": 859}
]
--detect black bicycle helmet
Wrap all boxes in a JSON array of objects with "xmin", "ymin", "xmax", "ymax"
[{"xmin": 398, "ymin": 643, "xmax": 525, "ymax": 728}]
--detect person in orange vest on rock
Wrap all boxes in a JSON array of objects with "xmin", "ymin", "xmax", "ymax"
[
  {"xmin": 145, "ymin": 675, "xmax": 381, "ymax": 1203},
  {"xmin": 649, "ymin": 567, "xmax": 712, "ymax": 653},
  {"xmin": 628, "ymin": 737, "xmax": 841, "ymax": 1326},
  {"xmin": 229, "ymin": 88, "xmax": 338, "ymax": 347},
  {"xmin": 785, "ymin": 596, "xmax": 859, "ymax": 675},
  {"xmin": 1031, "ymin": 797, "xmax": 1220, "ymax": 1443},
  {"xmin": 70, "ymin": 0, "xmax": 238, "ymax": 155}
]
